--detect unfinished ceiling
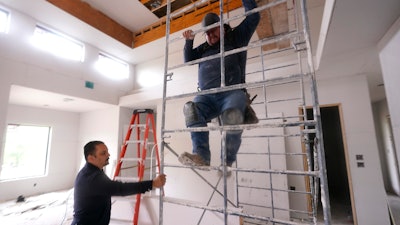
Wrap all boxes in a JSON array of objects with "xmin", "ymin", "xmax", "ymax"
[{"xmin": 46, "ymin": 0, "xmax": 291, "ymax": 49}]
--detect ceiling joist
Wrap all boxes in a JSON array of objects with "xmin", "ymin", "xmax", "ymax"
[
  {"xmin": 46, "ymin": 0, "xmax": 288, "ymax": 51},
  {"xmin": 46, "ymin": 0, "xmax": 134, "ymax": 47},
  {"xmin": 133, "ymin": 0, "xmax": 243, "ymax": 47}
]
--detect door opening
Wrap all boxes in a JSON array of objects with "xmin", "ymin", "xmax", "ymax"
[{"xmin": 304, "ymin": 105, "xmax": 355, "ymax": 224}]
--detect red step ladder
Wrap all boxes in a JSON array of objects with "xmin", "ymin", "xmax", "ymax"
[{"xmin": 113, "ymin": 109, "xmax": 161, "ymax": 225}]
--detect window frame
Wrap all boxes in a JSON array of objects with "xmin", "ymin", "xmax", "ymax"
[
  {"xmin": 95, "ymin": 52, "xmax": 130, "ymax": 80},
  {"xmin": 0, "ymin": 124, "xmax": 52, "ymax": 181},
  {"xmin": 31, "ymin": 24, "xmax": 85, "ymax": 62},
  {"xmin": 0, "ymin": 7, "xmax": 10, "ymax": 33}
]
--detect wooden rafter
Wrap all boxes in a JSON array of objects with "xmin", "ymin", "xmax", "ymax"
[
  {"xmin": 133, "ymin": 0, "xmax": 243, "ymax": 47},
  {"xmin": 47, "ymin": 0, "xmax": 289, "ymax": 50},
  {"xmin": 46, "ymin": 0, "xmax": 134, "ymax": 47}
]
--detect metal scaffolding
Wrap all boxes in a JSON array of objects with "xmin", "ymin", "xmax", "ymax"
[{"xmin": 158, "ymin": 0, "xmax": 331, "ymax": 224}]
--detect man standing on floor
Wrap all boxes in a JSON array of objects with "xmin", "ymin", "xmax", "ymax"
[{"xmin": 71, "ymin": 140, "xmax": 166, "ymax": 225}]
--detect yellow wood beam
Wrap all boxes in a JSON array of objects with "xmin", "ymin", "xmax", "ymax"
[
  {"xmin": 133, "ymin": 0, "xmax": 244, "ymax": 48},
  {"xmin": 47, "ymin": 0, "xmax": 134, "ymax": 48}
]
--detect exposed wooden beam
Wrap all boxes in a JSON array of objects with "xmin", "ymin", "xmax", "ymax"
[
  {"xmin": 139, "ymin": 0, "xmax": 152, "ymax": 5},
  {"xmin": 47, "ymin": 0, "xmax": 134, "ymax": 48},
  {"xmin": 133, "ymin": 0, "xmax": 243, "ymax": 48}
]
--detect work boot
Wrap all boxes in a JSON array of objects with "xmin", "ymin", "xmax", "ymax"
[{"xmin": 178, "ymin": 152, "xmax": 210, "ymax": 166}]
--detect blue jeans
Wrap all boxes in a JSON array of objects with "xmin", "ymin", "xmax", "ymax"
[{"xmin": 187, "ymin": 90, "xmax": 247, "ymax": 164}]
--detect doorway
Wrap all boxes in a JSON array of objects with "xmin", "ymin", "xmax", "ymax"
[{"xmin": 303, "ymin": 104, "xmax": 356, "ymax": 224}]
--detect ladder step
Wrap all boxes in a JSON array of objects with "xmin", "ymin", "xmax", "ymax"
[
  {"xmin": 125, "ymin": 140, "xmax": 155, "ymax": 145},
  {"xmin": 120, "ymin": 157, "xmax": 155, "ymax": 162},
  {"xmin": 130, "ymin": 124, "xmax": 147, "ymax": 128},
  {"xmin": 126, "ymin": 140, "xmax": 144, "ymax": 144},
  {"xmin": 120, "ymin": 157, "xmax": 142, "ymax": 162},
  {"xmin": 114, "ymin": 177, "xmax": 140, "ymax": 182},
  {"xmin": 133, "ymin": 109, "xmax": 153, "ymax": 114},
  {"xmin": 129, "ymin": 124, "xmax": 154, "ymax": 131}
]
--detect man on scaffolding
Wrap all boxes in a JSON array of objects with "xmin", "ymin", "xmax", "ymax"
[{"xmin": 178, "ymin": 0, "xmax": 260, "ymax": 171}]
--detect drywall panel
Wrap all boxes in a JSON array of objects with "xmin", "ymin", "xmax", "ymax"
[
  {"xmin": 316, "ymin": 75, "xmax": 389, "ymax": 225},
  {"xmin": 378, "ymin": 17, "xmax": 400, "ymax": 183},
  {"xmin": 77, "ymin": 107, "xmax": 121, "ymax": 176},
  {"xmin": 128, "ymin": 57, "xmax": 390, "ymax": 224}
]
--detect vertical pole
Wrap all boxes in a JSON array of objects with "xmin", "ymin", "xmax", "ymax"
[
  {"xmin": 299, "ymin": 0, "xmax": 331, "ymax": 224},
  {"xmin": 159, "ymin": 0, "xmax": 172, "ymax": 224},
  {"xmin": 218, "ymin": 0, "xmax": 228, "ymax": 224},
  {"xmin": 221, "ymin": 131, "xmax": 228, "ymax": 224},
  {"xmin": 293, "ymin": 0, "xmax": 317, "ymax": 220},
  {"xmin": 267, "ymin": 138, "xmax": 275, "ymax": 224},
  {"xmin": 219, "ymin": 0, "xmax": 226, "ymax": 88}
]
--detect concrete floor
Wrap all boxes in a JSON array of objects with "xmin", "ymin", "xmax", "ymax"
[{"xmin": 3, "ymin": 190, "xmax": 398, "ymax": 225}]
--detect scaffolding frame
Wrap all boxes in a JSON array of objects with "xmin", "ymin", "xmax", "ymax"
[{"xmin": 158, "ymin": 0, "xmax": 331, "ymax": 224}]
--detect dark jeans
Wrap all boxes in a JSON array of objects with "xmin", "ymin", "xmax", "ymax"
[{"xmin": 188, "ymin": 90, "xmax": 246, "ymax": 164}]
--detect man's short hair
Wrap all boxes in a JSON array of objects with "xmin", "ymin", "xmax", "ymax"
[{"xmin": 84, "ymin": 141, "xmax": 104, "ymax": 161}]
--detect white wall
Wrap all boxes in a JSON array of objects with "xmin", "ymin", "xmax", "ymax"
[
  {"xmin": 316, "ymin": 75, "xmax": 389, "ymax": 225},
  {"xmin": 0, "ymin": 105, "xmax": 79, "ymax": 201},
  {"xmin": 0, "ymin": 4, "xmax": 136, "ymax": 186},
  {"xmin": 378, "ymin": 16, "xmax": 400, "ymax": 183},
  {"xmin": 0, "ymin": 6, "xmax": 134, "ymax": 105},
  {"xmin": 77, "ymin": 106, "xmax": 129, "ymax": 177},
  {"xmin": 125, "ymin": 52, "xmax": 390, "ymax": 224}
]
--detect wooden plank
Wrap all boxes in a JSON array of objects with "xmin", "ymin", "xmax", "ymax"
[
  {"xmin": 133, "ymin": 0, "xmax": 243, "ymax": 48},
  {"xmin": 140, "ymin": 0, "xmax": 152, "ymax": 5},
  {"xmin": 47, "ymin": 0, "xmax": 134, "ymax": 47}
]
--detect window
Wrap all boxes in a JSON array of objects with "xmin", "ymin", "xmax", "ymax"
[
  {"xmin": 95, "ymin": 53, "xmax": 129, "ymax": 80},
  {"xmin": 31, "ymin": 25, "xmax": 84, "ymax": 61},
  {"xmin": 0, "ymin": 124, "xmax": 51, "ymax": 180},
  {"xmin": 0, "ymin": 8, "xmax": 10, "ymax": 33}
]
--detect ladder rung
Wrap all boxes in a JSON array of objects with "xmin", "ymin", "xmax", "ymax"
[
  {"xmin": 130, "ymin": 124, "xmax": 146, "ymax": 128},
  {"xmin": 126, "ymin": 140, "xmax": 144, "ymax": 144},
  {"xmin": 114, "ymin": 177, "xmax": 140, "ymax": 182},
  {"xmin": 120, "ymin": 158, "xmax": 155, "ymax": 162},
  {"xmin": 120, "ymin": 157, "xmax": 142, "ymax": 162},
  {"xmin": 129, "ymin": 124, "xmax": 154, "ymax": 131},
  {"xmin": 125, "ymin": 140, "xmax": 156, "ymax": 145}
]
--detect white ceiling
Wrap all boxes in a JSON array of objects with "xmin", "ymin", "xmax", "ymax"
[
  {"xmin": 82, "ymin": 0, "xmax": 160, "ymax": 32},
  {"xmin": 2, "ymin": 0, "xmax": 400, "ymax": 112},
  {"xmin": 9, "ymin": 85, "xmax": 114, "ymax": 113}
]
